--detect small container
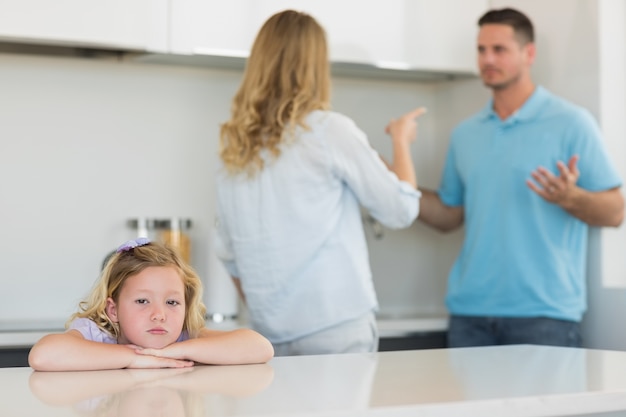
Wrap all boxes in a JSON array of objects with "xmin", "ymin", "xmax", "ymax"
[
  {"xmin": 205, "ymin": 230, "xmax": 239, "ymax": 322},
  {"xmin": 128, "ymin": 217, "xmax": 192, "ymax": 263},
  {"xmin": 155, "ymin": 218, "xmax": 192, "ymax": 263},
  {"xmin": 128, "ymin": 218, "xmax": 157, "ymax": 239}
]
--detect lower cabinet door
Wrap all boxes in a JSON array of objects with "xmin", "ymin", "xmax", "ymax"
[
  {"xmin": 379, "ymin": 332, "xmax": 447, "ymax": 351},
  {"xmin": 0, "ymin": 348, "xmax": 30, "ymax": 368}
]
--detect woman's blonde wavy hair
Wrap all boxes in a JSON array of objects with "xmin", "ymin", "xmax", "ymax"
[
  {"xmin": 219, "ymin": 9, "xmax": 331, "ymax": 175},
  {"xmin": 67, "ymin": 242, "xmax": 207, "ymax": 339}
]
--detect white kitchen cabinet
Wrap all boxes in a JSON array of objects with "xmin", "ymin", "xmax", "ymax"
[
  {"xmin": 405, "ymin": 0, "xmax": 487, "ymax": 73},
  {"xmin": 0, "ymin": 0, "xmax": 168, "ymax": 52},
  {"xmin": 170, "ymin": 0, "xmax": 487, "ymax": 74},
  {"xmin": 252, "ymin": 0, "xmax": 408, "ymax": 65}
]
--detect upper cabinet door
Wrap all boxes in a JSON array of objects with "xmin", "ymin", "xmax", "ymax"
[
  {"xmin": 405, "ymin": 0, "xmax": 487, "ymax": 73},
  {"xmin": 170, "ymin": 0, "xmax": 408, "ymax": 63},
  {"xmin": 170, "ymin": 0, "xmax": 253, "ymax": 56},
  {"xmin": 0, "ymin": 0, "xmax": 168, "ymax": 52},
  {"xmin": 170, "ymin": 0, "xmax": 488, "ymax": 73}
]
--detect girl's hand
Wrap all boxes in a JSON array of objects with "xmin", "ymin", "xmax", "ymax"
[
  {"xmin": 127, "ymin": 351, "xmax": 193, "ymax": 369},
  {"xmin": 134, "ymin": 344, "xmax": 186, "ymax": 361}
]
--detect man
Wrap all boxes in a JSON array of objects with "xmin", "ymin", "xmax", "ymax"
[{"xmin": 419, "ymin": 8, "xmax": 624, "ymax": 347}]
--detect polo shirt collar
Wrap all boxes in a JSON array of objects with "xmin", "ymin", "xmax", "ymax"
[{"xmin": 479, "ymin": 86, "xmax": 548, "ymax": 123}]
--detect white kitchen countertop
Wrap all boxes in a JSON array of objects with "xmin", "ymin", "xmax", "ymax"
[
  {"xmin": 0, "ymin": 316, "xmax": 449, "ymax": 348},
  {"xmin": 2, "ymin": 345, "xmax": 626, "ymax": 417}
]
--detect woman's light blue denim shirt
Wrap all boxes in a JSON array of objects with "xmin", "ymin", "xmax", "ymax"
[{"xmin": 214, "ymin": 110, "xmax": 420, "ymax": 343}]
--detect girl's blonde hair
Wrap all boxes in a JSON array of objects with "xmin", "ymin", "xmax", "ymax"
[
  {"xmin": 68, "ymin": 242, "xmax": 206, "ymax": 339},
  {"xmin": 219, "ymin": 9, "xmax": 331, "ymax": 175}
]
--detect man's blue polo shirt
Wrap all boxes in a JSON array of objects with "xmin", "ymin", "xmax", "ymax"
[{"xmin": 439, "ymin": 86, "xmax": 622, "ymax": 321}]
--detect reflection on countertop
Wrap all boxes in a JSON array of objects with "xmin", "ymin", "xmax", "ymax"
[{"xmin": 28, "ymin": 363, "xmax": 275, "ymax": 416}]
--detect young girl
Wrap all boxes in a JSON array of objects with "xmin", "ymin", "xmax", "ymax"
[{"xmin": 28, "ymin": 238, "xmax": 274, "ymax": 371}]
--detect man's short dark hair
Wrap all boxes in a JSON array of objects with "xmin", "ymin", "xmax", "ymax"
[{"xmin": 478, "ymin": 8, "xmax": 534, "ymax": 45}]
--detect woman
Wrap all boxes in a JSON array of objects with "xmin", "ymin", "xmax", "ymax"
[{"xmin": 215, "ymin": 9, "xmax": 424, "ymax": 356}]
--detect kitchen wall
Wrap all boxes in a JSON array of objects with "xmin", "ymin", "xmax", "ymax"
[
  {"xmin": 491, "ymin": 0, "xmax": 626, "ymax": 350},
  {"xmin": 580, "ymin": 0, "xmax": 626, "ymax": 350},
  {"xmin": 0, "ymin": 53, "xmax": 231, "ymax": 323},
  {"xmin": 3, "ymin": 0, "xmax": 624, "ymax": 350},
  {"xmin": 0, "ymin": 51, "xmax": 481, "ymax": 324}
]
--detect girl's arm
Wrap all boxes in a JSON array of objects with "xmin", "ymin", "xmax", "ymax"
[
  {"xmin": 28, "ymin": 330, "xmax": 194, "ymax": 371},
  {"xmin": 137, "ymin": 328, "xmax": 274, "ymax": 365}
]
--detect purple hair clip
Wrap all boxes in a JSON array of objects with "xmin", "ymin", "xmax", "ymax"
[{"xmin": 116, "ymin": 237, "xmax": 151, "ymax": 253}]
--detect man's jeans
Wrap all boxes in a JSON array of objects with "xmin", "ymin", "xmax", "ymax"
[{"xmin": 447, "ymin": 315, "xmax": 582, "ymax": 348}]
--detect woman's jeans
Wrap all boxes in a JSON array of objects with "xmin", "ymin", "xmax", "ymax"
[{"xmin": 272, "ymin": 311, "xmax": 379, "ymax": 356}]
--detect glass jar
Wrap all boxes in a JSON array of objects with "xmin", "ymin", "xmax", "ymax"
[
  {"xmin": 155, "ymin": 218, "xmax": 192, "ymax": 263},
  {"xmin": 127, "ymin": 217, "xmax": 192, "ymax": 263}
]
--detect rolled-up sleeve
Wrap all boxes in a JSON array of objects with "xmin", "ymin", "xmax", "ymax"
[{"xmin": 324, "ymin": 113, "xmax": 421, "ymax": 229}]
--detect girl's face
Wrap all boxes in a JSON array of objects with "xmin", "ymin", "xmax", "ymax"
[{"xmin": 106, "ymin": 266, "xmax": 186, "ymax": 348}]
